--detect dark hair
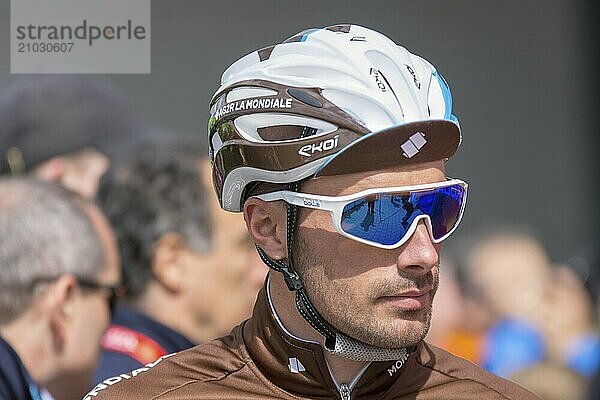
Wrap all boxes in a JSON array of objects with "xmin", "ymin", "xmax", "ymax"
[
  {"xmin": 0, "ymin": 77, "xmax": 139, "ymax": 174},
  {"xmin": 97, "ymin": 140, "xmax": 211, "ymax": 299}
]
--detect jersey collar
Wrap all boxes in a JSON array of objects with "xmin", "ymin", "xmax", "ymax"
[{"xmin": 242, "ymin": 276, "xmax": 420, "ymax": 398}]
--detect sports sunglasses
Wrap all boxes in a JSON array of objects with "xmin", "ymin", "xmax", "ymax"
[{"xmin": 254, "ymin": 179, "xmax": 467, "ymax": 249}]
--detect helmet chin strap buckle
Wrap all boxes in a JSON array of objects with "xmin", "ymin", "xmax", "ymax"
[
  {"xmin": 255, "ymin": 245, "xmax": 303, "ymax": 291},
  {"xmin": 281, "ymin": 266, "xmax": 303, "ymax": 291}
]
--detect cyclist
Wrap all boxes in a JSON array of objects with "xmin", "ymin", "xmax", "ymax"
[{"xmin": 87, "ymin": 24, "xmax": 538, "ymax": 399}]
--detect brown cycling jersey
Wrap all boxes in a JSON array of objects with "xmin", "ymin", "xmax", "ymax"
[{"xmin": 85, "ymin": 280, "xmax": 539, "ymax": 400}]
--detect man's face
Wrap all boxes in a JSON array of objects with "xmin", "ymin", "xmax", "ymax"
[
  {"xmin": 63, "ymin": 205, "xmax": 120, "ymax": 396},
  {"xmin": 468, "ymin": 235, "xmax": 552, "ymax": 318},
  {"xmin": 35, "ymin": 147, "xmax": 109, "ymax": 199},
  {"xmin": 293, "ymin": 161, "xmax": 445, "ymax": 349},
  {"xmin": 183, "ymin": 177, "xmax": 268, "ymax": 339}
]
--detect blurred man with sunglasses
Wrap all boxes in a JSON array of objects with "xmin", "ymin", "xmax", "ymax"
[
  {"xmin": 92, "ymin": 140, "xmax": 266, "ymax": 384},
  {"xmin": 88, "ymin": 24, "xmax": 537, "ymax": 399},
  {"xmin": 0, "ymin": 178, "xmax": 121, "ymax": 400}
]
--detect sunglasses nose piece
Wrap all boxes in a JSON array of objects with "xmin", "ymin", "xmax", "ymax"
[
  {"xmin": 415, "ymin": 214, "xmax": 435, "ymax": 241},
  {"xmin": 397, "ymin": 214, "xmax": 436, "ymax": 247}
]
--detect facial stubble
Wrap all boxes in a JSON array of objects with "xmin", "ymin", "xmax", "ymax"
[{"xmin": 292, "ymin": 232, "xmax": 438, "ymax": 349}]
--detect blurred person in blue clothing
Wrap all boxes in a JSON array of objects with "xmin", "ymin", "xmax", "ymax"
[
  {"xmin": 463, "ymin": 228, "xmax": 599, "ymax": 380},
  {"xmin": 0, "ymin": 178, "xmax": 121, "ymax": 400},
  {"xmin": 93, "ymin": 140, "xmax": 267, "ymax": 383}
]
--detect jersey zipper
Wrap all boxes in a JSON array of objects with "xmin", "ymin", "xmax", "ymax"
[
  {"xmin": 338, "ymin": 383, "xmax": 351, "ymax": 400},
  {"xmin": 331, "ymin": 361, "xmax": 371, "ymax": 400}
]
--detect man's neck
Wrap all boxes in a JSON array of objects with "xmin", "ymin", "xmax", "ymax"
[
  {"xmin": 135, "ymin": 284, "xmax": 210, "ymax": 345},
  {"xmin": 268, "ymin": 272, "xmax": 368, "ymax": 384},
  {"xmin": 0, "ymin": 314, "xmax": 55, "ymax": 388}
]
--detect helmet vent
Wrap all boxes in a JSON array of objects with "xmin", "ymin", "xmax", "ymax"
[
  {"xmin": 226, "ymin": 87, "xmax": 277, "ymax": 103},
  {"xmin": 287, "ymin": 88, "xmax": 322, "ymax": 108},
  {"xmin": 257, "ymin": 125, "xmax": 317, "ymax": 141}
]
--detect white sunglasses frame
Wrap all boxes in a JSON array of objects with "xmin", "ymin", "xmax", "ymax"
[{"xmin": 253, "ymin": 178, "xmax": 468, "ymax": 249}]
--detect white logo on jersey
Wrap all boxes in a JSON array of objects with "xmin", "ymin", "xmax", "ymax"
[
  {"xmin": 82, "ymin": 353, "xmax": 176, "ymax": 399},
  {"xmin": 387, "ymin": 359, "xmax": 406, "ymax": 377},
  {"xmin": 288, "ymin": 357, "xmax": 306, "ymax": 374}
]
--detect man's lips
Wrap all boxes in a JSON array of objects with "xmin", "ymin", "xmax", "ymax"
[{"xmin": 377, "ymin": 288, "xmax": 433, "ymax": 310}]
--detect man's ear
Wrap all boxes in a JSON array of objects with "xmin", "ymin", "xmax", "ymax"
[
  {"xmin": 35, "ymin": 157, "xmax": 66, "ymax": 183},
  {"xmin": 48, "ymin": 274, "xmax": 77, "ymax": 352},
  {"xmin": 244, "ymin": 197, "xmax": 287, "ymax": 260},
  {"xmin": 152, "ymin": 232, "xmax": 187, "ymax": 292}
]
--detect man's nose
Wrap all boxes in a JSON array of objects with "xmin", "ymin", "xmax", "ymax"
[{"xmin": 396, "ymin": 219, "xmax": 439, "ymax": 276}]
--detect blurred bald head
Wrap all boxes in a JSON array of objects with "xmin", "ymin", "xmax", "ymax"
[{"xmin": 465, "ymin": 227, "xmax": 552, "ymax": 318}]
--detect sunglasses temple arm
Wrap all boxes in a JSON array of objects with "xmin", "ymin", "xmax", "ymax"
[
  {"xmin": 256, "ymin": 191, "xmax": 341, "ymax": 213},
  {"xmin": 253, "ymin": 191, "xmax": 323, "ymax": 210},
  {"xmin": 285, "ymin": 193, "xmax": 346, "ymax": 213}
]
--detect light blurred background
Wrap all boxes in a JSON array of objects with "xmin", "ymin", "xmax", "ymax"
[{"xmin": 2, "ymin": 0, "xmax": 596, "ymax": 264}]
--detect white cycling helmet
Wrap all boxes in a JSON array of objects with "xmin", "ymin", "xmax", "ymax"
[{"xmin": 209, "ymin": 24, "xmax": 461, "ymax": 212}]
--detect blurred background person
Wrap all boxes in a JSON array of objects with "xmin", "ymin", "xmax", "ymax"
[
  {"xmin": 0, "ymin": 177, "xmax": 121, "ymax": 400},
  {"xmin": 426, "ymin": 255, "xmax": 485, "ymax": 364},
  {"xmin": 466, "ymin": 228, "xmax": 598, "ymax": 379},
  {"xmin": 510, "ymin": 361, "xmax": 588, "ymax": 400},
  {"xmin": 584, "ymin": 248, "xmax": 600, "ymax": 400},
  {"xmin": 93, "ymin": 139, "xmax": 267, "ymax": 383},
  {"xmin": 464, "ymin": 227, "xmax": 553, "ymax": 377},
  {"xmin": 0, "ymin": 76, "xmax": 139, "ymax": 198},
  {"xmin": 534, "ymin": 263, "xmax": 600, "ymax": 378},
  {"xmin": 435, "ymin": 226, "xmax": 599, "ymax": 399}
]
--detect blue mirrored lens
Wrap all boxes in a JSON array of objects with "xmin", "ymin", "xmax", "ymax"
[{"xmin": 340, "ymin": 184, "xmax": 465, "ymax": 246}]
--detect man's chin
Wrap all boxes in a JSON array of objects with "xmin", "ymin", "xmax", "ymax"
[{"xmin": 344, "ymin": 318, "xmax": 430, "ymax": 350}]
